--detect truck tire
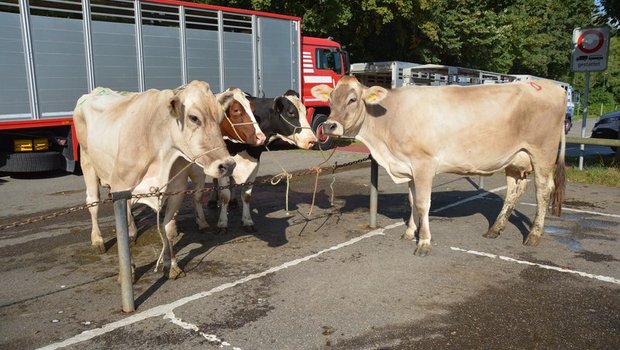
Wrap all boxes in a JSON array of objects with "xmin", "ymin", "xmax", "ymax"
[
  {"xmin": 0, "ymin": 152, "xmax": 64, "ymax": 173},
  {"xmin": 311, "ymin": 114, "xmax": 334, "ymax": 150}
]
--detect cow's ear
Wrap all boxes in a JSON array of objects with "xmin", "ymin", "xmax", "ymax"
[
  {"xmin": 311, "ymin": 84, "xmax": 332, "ymax": 102},
  {"xmin": 273, "ymin": 96, "xmax": 285, "ymax": 112},
  {"xmin": 169, "ymin": 96, "xmax": 183, "ymax": 119},
  {"xmin": 362, "ymin": 86, "xmax": 388, "ymax": 105},
  {"xmin": 216, "ymin": 90, "xmax": 235, "ymax": 110}
]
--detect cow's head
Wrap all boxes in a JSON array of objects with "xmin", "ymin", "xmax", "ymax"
[
  {"xmin": 218, "ymin": 88, "xmax": 266, "ymax": 146},
  {"xmin": 170, "ymin": 80, "xmax": 236, "ymax": 178},
  {"xmin": 311, "ymin": 76, "xmax": 388, "ymax": 137},
  {"xmin": 271, "ymin": 91, "xmax": 316, "ymax": 149}
]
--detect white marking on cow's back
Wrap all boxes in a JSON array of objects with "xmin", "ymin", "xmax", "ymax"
[
  {"xmin": 37, "ymin": 228, "xmax": 389, "ymax": 350},
  {"xmin": 450, "ymin": 247, "xmax": 620, "ymax": 285}
]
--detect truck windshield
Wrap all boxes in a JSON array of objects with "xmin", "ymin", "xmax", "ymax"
[{"xmin": 316, "ymin": 48, "xmax": 342, "ymax": 74}]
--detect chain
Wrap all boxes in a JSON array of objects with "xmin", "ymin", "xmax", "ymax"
[{"xmin": 0, "ymin": 155, "xmax": 372, "ymax": 231}]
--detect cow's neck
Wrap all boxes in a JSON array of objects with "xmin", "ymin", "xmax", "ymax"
[
  {"xmin": 356, "ymin": 115, "xmax": 412, "ymax": 184},
  {"xmin": 259, "ymin": 114, "xmax": 280, "ymax": 141}
]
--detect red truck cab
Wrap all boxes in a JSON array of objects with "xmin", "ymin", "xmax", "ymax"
[{"xmin": 301, "ymin": 36, "xmax": 350, "ymax": 149}]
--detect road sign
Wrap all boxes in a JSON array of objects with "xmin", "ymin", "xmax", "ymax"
[{"xmin": 571, "ymin": 26, "xmax": 610, "ymax": 72}]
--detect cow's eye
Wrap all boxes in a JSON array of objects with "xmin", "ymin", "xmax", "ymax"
[
  {"xmin": 348, "ymin": 97, "xmax": 357, "ymax": 105},
  {"xmin": 189, "ymin": 115, "xmax": 201, "ymax": 126}
]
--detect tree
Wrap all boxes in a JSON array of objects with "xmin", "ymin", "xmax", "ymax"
[
  {"xmin": 197, "ymin": 0, "xmax": 616, "ymax": 105},
  {"xmin": 599, "ymin": 0, "xmax": 620, "ymax": 25}
]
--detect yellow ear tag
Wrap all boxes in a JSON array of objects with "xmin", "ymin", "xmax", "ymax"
[{"xmin": 367, "ymin": 93, "xmax": 377, "ymax": 103}]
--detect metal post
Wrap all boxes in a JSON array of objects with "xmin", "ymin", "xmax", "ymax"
[
  {"xmin": 134, "ymin": 0, "xmax": 145, "ymax": 92},
  {"xmin": 579, "ymin": 71, "xmax": 591, "ymax": 170},
  {"xmin": 179, "ymin": 5, "xmax": 187, "ymax": 86},
  {"xmin": 81, "ymin": 0, "xmax": 95, "ymax": 92},
  {"xmin": 18, "ymin": 0, "xmax": 40, "ymax": 120},
  {"xmin": 369, "ymin": 157, "xmax": 378, "ymax": 228},
  {"xmin": 112, "ymin": 191, "xmax": 135, "ymax": 313},
  {"xmin": 478, "ymin": 176, "xmax": 484, "ymax": 190},
  {"xmin": 217, "ymin": 10, "xmax": 225, "ymax": 92}
]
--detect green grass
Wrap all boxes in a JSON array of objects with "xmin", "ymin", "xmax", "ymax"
[{"xmin": 565, "ymin": 154, "xmax": 620, "ymax": 187}]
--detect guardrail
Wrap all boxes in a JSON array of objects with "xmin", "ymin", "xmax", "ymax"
[
  {"xmin": 566, "ymin": 136, "xmax": 620, "ymax": 147},
  {"xmin": 566, "ymin": 136, "xmax": 619, "ymax": 169}
]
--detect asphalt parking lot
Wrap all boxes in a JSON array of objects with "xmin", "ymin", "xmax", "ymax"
[{"xmin": 1, "ymin": 145, "xmax": 619, "ymax": 350}]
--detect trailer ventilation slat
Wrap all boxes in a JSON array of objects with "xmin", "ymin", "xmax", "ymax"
[
  {"xmin": 223, "ymin": 12, "xmax": 251, "ymax": 34},
  {"xmin": 185, "ymin": 8, "xmax": 218, "ymax": 31},
  {"xmin": 29, "ymin": 0, "xmax": 83, "ymax": 19},
  {"xmin": 141, "ymin": 3, "xmax": 179, "ymax": 27},
  {"xmin": 0, "ymin": 0, "xmax": 19, "ymax": 14},
  {"xmin": 90, "ymin": 0, "xmax": 134, "ymax": 24}
]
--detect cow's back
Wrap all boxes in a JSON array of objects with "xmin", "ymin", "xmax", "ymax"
[
  {"xmin": 74, "ymin": 88, "xmax": 173, "ymax": 187},
  {"xmin": 362, "ymin": 80, "xmax": 566, "ymax": 177}
]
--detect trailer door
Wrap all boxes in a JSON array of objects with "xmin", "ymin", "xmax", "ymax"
[{"xmin": 257, "ymin": 17, "xmax": 300, "ymax": 98}]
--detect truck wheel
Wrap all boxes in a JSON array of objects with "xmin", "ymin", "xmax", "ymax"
[
  {"xmin": 0, "ymin": 152, "xmax": 64, "ymax": 173},
  {"xmin": 312, "ymin": 114, "xmax": 334, "ymax": 150}
]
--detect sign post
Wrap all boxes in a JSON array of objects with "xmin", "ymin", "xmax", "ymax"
[{"xmin": 570, "ymin": 26, "xmax": 610, "ymax": 170}]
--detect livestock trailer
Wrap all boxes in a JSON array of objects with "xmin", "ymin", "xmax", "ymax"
[{"xmin": 0, "ymin": 0, "xmax": 349, "ymax": 173}]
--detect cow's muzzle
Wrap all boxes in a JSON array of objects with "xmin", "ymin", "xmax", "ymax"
[
  {"xmin": 217, "ymin": 157, "xmax": 236, "ymax": 177},
  {"xmin": 322, "ymin": 121, "xmax": 344, "ymax": 136}
]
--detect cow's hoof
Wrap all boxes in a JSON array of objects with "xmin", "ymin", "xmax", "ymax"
[
  {"xmin": 243, "ymin": 225, "xmax": 257, "ymax": 233},
  {"xmin": 216, "ymin": 227, "xmax": 228, "ymax": 235},
  {"xmin": 167, "ymin": 266, "xmax": 186, "ymax": 280},
  {"xmin": 401, "ymin": 229, "xmax": 415, "ymax": 241},
  {"xmin": 414, "ymin": 245, "xmax": 431, "ymax": 257},
  {"xmin": 523, "ymin": 234, "xmax": 541, "ymax": 246},
  {"xmin": 229, "ymin": 199, "xmax": 239, "ymax": 209},
  {"xmin": 207, "ymin": 200, "xmax": 218, "ymax": 209},
  {"xmin": 91, "ymin": 242, "xmax": 106, "ymax": 254},
  {"xmin": 483, "ymin": 229, "xmax": 500, "ymax": 239}
]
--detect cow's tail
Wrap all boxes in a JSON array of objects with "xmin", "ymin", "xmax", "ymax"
[{"xmin": 551, "ymin": 127, "xmax": 566, "ymax": 216}]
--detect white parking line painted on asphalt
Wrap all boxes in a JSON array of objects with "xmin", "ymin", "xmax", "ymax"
[
  {"xmin": 450, "ymin": 247, "xmax": 620, "ymax": 285},
  {"xmin": 164, "ymin": 311, "xmax": 241, "ymax": 350},
  {"xmin": 37, "ymin": 224, "xmax": 397, "ymax": 350},
  {"xmin": 520, "ymin": 202, "xmax": 620, "ymax": 219}
]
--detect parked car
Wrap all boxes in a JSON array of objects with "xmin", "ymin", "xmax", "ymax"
[{"xmin": 591, "ymin": 110, "xmax": 620, "ymax": 152}]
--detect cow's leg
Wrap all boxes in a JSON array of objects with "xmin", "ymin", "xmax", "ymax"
[
  {"xmin": 189, "ymin": 170, "xmax": 208, "ymax": 231},
  {"xmin": 81, "ymin": 152, "xmax": 106, "ymax": 253},
  {"xmin": 237, "ymin": 163, "xmax": 259, "ymax": 232},
  {"xmin": 163, "ymin": 193, "xmax": 182, "ymax": 241},
  {"xmin": 216, "ymin": 176, "xmax": 231, "ymax": 235},
  {"xmin": 484, "ymin": 167, "xmax": 528, "ymax": 239},
  {"xmin": 161, "ymin": 194, "xmax": 185, "ymax": 279},
  {"xmin": 412, "ymin": 170, "xmax": 434, "ymax": 257},
  {"xmin": 208, "ymin": 178, "xmax": 219, "ymax": 209},
  {"xmin": 126, "ymin": 204, "xmax": 138, "ymax": 242},
  {"xmin": 401, "ymin": 180, "xmax": 418, "ymax": 240},
  {"xmin": 240, "ymin": 184, "xmax": 256, "ymax": 232},
  {"xmin": 524, "ymin": 166, "xmax": 554, "ymax": 246}
]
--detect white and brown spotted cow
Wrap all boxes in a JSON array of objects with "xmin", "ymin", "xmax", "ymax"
[
  {"xmin": 312, "ymin": 76, "xmax": 566, "ymax": 256},
  {"xmin": 74, "ymin": 80, "xmax": 236, "ymax": 278}
]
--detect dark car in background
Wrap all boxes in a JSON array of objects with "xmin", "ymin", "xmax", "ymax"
[{"xmin": 591, "ymin": 110, "xmax": 620, "ymax": 152}]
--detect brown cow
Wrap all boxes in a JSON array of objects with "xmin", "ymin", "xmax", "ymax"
[
  {"xmin": 312, "ymin": 76, "xmax": 566, "ymax": 256},
  {"xmin": 74, "ymin": 81, "xmax": 236, "ymax": 278}
]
